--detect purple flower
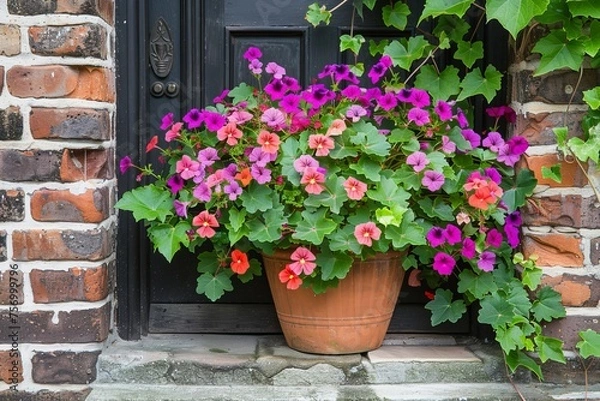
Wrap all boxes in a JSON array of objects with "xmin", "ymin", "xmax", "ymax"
[
  {"xmin": 497, "ymin": 144, "xmax": 520, "ymax": 166},
  {"xmin": 266, "ymin": 62, "xmax": 286, "ymax": 79},
  {"xmin": 119, "ymin": 156, "xmax": 133, "ymax": 174},
  {"xmin": 407, "ymin": 151, "xmax": 429, "ymax": 172},
  {"xmin": 213, "ymin": 89, "xmax": 229, "ymax": 104},
  {"xmin": 293, "ymin": 155, "xmax": 319, "ymax": 174},
  {"xmin": 249, "ymin": 147, "xmax": 271, "ymax": 167},
  {"xmin": 261, "ymin": 107, "xmax": 286, "ymax": 128},
  {"xmin": 173, "ymin": 200, "xmax": 189, "ymax": 218},
  {"xmin": 461, "ymin": 129, "xmax": 481, "ymax": 149},
  {"xmin": 482, "ymin": 131, "xmax": 505, "ymax": 152},
  {"xmin": 167, "ymin": 174, "xmax": 185, "ymax": 194},
  {"xmin": 456, "ymin": 108, "xmax": 468, "ymax": 128},
  {"xmin": 251, "ymin": 164, "xmax": 272, "ymax": 184},
  {"xmin": 461, "ymin": 238, "xmax": 476, "ymax": 259},
  {"xmin": 203, "ymin": 111, "xmax": 227, "ymax": 132},
  {"xmin": 434, "ymin": 100, "xmax": 453, "ymax": 121},
  {"xmin": 506, "ymin": 211, "xmax": 522, "ymax": 227},
  {"xmin": 443, "ymin": 224, "xmax": 462, "ymax": 245},
  {"xmin": 433, "ymin": 252, "xmax": 456, "ymax": 275},
  {"xmin": 193, "ymin": 182, "xmax": 211, "ymax": 202},
  {"xmin": 265, "ymin": 79, "xmax": 287, "ymax": 100},
  {"xmin": 248, "ymin": 58, "xmax": 263, "ymax": 74},
  {"xmin": 397, "ymin": 88, "xmax": 414, "ymax": 103},
  {"xmin": 282, "ymin": 76, "xmax": 301, "ymax": 92},
  {"xmin": 160, "ymin": 112, "xmax": 174, "ymax": 130},
  {"xmin": 441, "ymin": 136, "xmax": 456, "ymax": 154},
  {"xmin": 477, "ymin": 251, "xmax": 496, "ymax": 272},
  {"xmin": 302, "ymin": 84, "xmax": 334, "ymax": 109},
  {"xmin": 504, "ymin": 223, "xmax": 521, "ymax": 248},
  {"xmin": 485, "ymin": 229, "xmax": 503, "ymax": 247},
  {"xmin": 197, "ymin": 147, "xmax": 219, "ymax": 166},
  {"xmin": 243, "ymin": 46, "xmax": 262, "ymax": 61},
  {"xmin": 368, "ymin": 61, "xmax": 387, "ymax": 84},
  {"xmin": 507, "ymin": 136, "xmax": 529, "ymax": 155},
  {"xmin": 422, "ymin": 170, "xmax": 445, "ymax": 191},
  {"xmin": 183, "ymin": 108, "xmax": 204, "ymax": 129},
  {"xmin": 224, "ymin": 180, "xmax": 243, "ymax": 200},
  {"xmin": 364, "ymin": 87, "xmax": 382, "ymax": 102},
  {"xmin": 426, "ymin": 227, "xmax": 446, "ymax": 247},
  {"xmin": 346, "ymin": 105, "xmax": 367, "ymax": 122},
  {"xmin": 280, "ymin": 94, "xmax": 301, "ymax": 113},
  {"xmin": 407, "ymin": 108, "xmax": 430, "ymax": 126},
  {"xmin": 378, "ymin": 92, "xmax": 398, "ymax": 111},
  {"xmin": 484, "ymin": 167, "xmax": 502, "ymax": 184},
  {"xmin": 410, "ymin": 89, "xmax": 431, "ymax": 108},
  {"xmin": 341, "ymin": 85, "xmax": 362, "ymax": 100}
]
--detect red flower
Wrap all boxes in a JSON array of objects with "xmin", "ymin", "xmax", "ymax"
[
  {"xmin": 278, "ymin": 265, "xmax": 302, "ymax": 290},
  {"xmin": 230, "ymin": 249, "xmax": 250, "ymax": 274},
  {"xmin": 145, "ymin": 135, "xmax": 159, "ymax": 153}
]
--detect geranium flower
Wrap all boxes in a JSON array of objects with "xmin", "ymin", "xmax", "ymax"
[
  {"xmin": 422, "ymin": 170, "xmax": 445, "ymax": 191},
  {"xmin": 354, "ymin": 222, "xmax": 381, "ymax": 247},
  {"xmin": 266, "ymin": 62, "xmax": 286, "ymax": 79},
  {"xmin": 441, "ymin": 136, "xmax": 456, "ymax": 153},
  {"xmin": 461, "ymin": 129, "xmax": 481, "ymax": 148},
  {"xmin": 235, "ymin": 167, "xmax": 253, "ymax": 187},
  {"xmin": 119, "ymin": 156, "xmax": 133, "ymax": 174},
  {"xmin": 166, "ymin": 174, "xmax": 184, "ymax": 194},
  {"xmin": 224, "ymin": 180, "xmax": 243, "ymax": 200},
  {"xmin": 478, "ymin": 251, "xmax": 496, "ymax": 272},
  {"xmin": 251, "ymin": 164, "xmax": 272, "ymax": 184},
  {"xmin": 203, "ymin": 111, "xmax": 227, "ymax": 132},
  {"xmin": 230, "ymin": 249, "xmax": 250, "ymax": 274},
  {"xmin": 407, "ymin": 108, "xmax": 430, "ymax": 126},
  {"xmin": 192, "ymin": 182, "xmax": 211, "ymax": 202},
  {"xmin": 300, "ymin": 167, "xmax": 325, "ymax": 194},
  {"xmin": 176, "ymin": 155, "xmax": 200, "ymax": 180},
  {"xmin": 432, "ymin": 252, "xmax": 456, "ymax": 275},
  {"xmin": 280, "ymin": 94, "xmax": 301, "ymax": 114},
  {"xmin": 482, "ymin": 131, "xmax": 505, "ymax": 152},
  {"xmin": 378, "ymin": 92, "xmax": 398, "ymax": 111},
  {"xmin": 248, "ymin": 58, "xmax": 263, "ymax": 74},
  {"xmin": 303, "ymin": 84, "xmax": 335, "ymax": 109},
  {"xmin": 504, "ymin": 223, "xmax": 521, "ymax": 248},
  {"xmin": 461, "ymin": 238, "xmax": 476, "ymax": 259},
  {"xmin": 243, "ymin": 46, "xmax": 262, "ymax": 61},
  {"xmin": 173, "ymin": 200, "xmax": 189, "ymax": 218},
  {"xmin": 289, "ymin": 246, "xmax": 317, "ymax": 275},
  {"xmin": 261, "ymin": 107, "xmax": 286, "ymax": 128},
  {"xmin": 192, "ymin": 210, "xmax": 219, "ymax": 238},
  {"xmin": 308, "ymin": 134, "xmax": 335, "ymax": 156},
  {"xmin": 406, "ymin": 151, "xmax": 429, "ymax": 172},
  {"xmin": 397, "ymin": 88, "xmax": 414, "ymax": 103},
  {"xmin": 410, "ymin": 89, "xmax": 431, "ymax": 108},
  {"xmin": 468, "ymin": 185, "xmax": 499, "ymax": 210},
  {"xmin": 485, "ymin": 229, "xmax": 503, "ymax": 247},
  {"xmin": 341, "ymin": 85, "xmax": 362, "ymax": 100},
  {"xmin": 456, "ymin": 212, "xmax": 471, "ymax": 225},
  {"xmin": 257, "ymin": 130, "xmax": 281, "ymax": 154},
  {"xmin": 197, "ymin": 147, "xmax": 220, "ymax": 166},
  {"xmin": 443, "ymin": 224, "xmax": 462, "ymax": 245},
  {"xmin": 228, "ymin": 110, "xmax": 253, "ymax": 125},
  {"xmin": 278, "ymin": 265, "xmax": 302, "ymax": 290},
  {"xmin": 434, "ymin": 100, "xmax": 453, "ymax": 121},
  {"xmin": 343, "ymin": 177, "xmax": 367, "ymax": 200},
  {"xmin": 346, "ymin": 105, "xmax": 367, "ymax": 122},
  {"xmin": 456, "ymin": 108, "xmax": 468, "ymax": 128}
]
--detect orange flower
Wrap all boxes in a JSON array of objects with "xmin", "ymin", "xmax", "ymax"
[
  {"xmin": 278, "ymin": 265, "xmax": 302, "ymax": 290},
  {"xmin": 235, "ymin": 167, "xmax": 253, "ymax": 187},
  {"xmin": 230, "ymin": 249, "xmax": 250, "ymax": 274}
]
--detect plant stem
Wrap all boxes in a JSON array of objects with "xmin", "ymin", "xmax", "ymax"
[
  {"xmin": 329, "ymin": 0, "xmax": 351, "ymax": 14},
  {"xmin": 404, "ymin": 48, "xmax": 439, "ymax": 85}
]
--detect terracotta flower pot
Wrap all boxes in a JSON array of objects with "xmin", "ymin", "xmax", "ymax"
[{"xmin": 263, "ymin": 250, "xmax": 405, "ymax": 354}]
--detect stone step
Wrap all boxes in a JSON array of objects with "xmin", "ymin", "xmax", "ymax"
[
  {"xmin": 86, "ymin": 383, "xmax": 600, "ymax": 401},
  {"xmin": 95, "ymin": 334, "xmax": 518, "ymax": 386}
]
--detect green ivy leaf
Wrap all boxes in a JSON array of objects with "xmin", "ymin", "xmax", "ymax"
[
  {"xmin": 292, "ymin": 209, "xmax": 337, "ymax": 245},
  {"xmin": 425, "ymin": 288, "xmax": 467, "ymax": 326},
  {"xmin": 240, "ymin": 183, "xmax": 274, "ymax": 213},
  {"xmin": 382, "ymin": 2, "xmax": 410, "ymax": 30},
  {"xmin": 340, "ymin": 34, "xmax": 366, "ymax": 55},
  {"xmin": 369, "ymin": 39, "xmax": 390, "ymax": 56},
  {"xmin": 567, "ymin": 0, "xmax": 600, "ymax": 18},
  {"xmin": 535, "ymin": 335, "xmax": 566, "ymax": 364},
  {"xmin": 569, "ymin": 128, "xmax": 600, "ymax": 163},
  {"xmin": 228, "ymin": 83, "xmax": 256, "ymax": 106},
  {"xmin": 433, "ymin": 15, "xmax": 470, "ymax": 42},
  {"xmin": 532, "ymin": 30, "xmax": 586, "ymax": 76},
  {"xmin": 197, "ymin": 251, "xmax": 221, "ymax": 274},
  {"xmin": 317, "ymin": 248, "xmax": 354, "ymax": 280},
  {"xmin": 147, "ymin": 221, "xmax": 191, "ymax": 262},
  {"xmin": 384, "ymin": 36, "xmax": 430, "ymax": 71},
  {"xmin": 196, "ymin": 271, "xmax": 234, "ymax": 302},
  {"xmin": 520, "ymin": 264, "xmax": 543, "ymax": 291},
  {"xmin": 496, "ymin": 324, "xmax": 526, "ymax": 353},
  {"xmin": 414, "ymin": 66, "xmax": 461, "ymax": 101},
  {"xmin": 457, "ymin": 65, "xmax": 503, "ymax": 103},
  {"xmin": 584, "ymin": 20, "xmax": 600, "ymax": 57},
  {"xmin": 541, "ymin": 164, "xmax": 563, "ymax": 183},
  {"xmin": 305, "ymin": 175, "xmax": 348, "ymax": 214},
  {"xmin": 384, "ymin": 210, "xmax": 427, "ymax": 248},
  {"xmin": 350, "ymin": 120, "xmax": 392, "ymax": 156},
  {"xmin": 576, "ymin": 329, "xmax": 600, "ymax": 359},
  {"xmin": 367, "ymin": 176, "xmax": 410, "ymax": 207},
  {"xmin": 306, "ymin": 2, "xmax": 332, "ymax": 27},
  {"xmin": 454, "ymin": 40, "xmax": 484, "ymax": 68},
  {"xmin": 115, "ymin": 184, "xmax": 173, "ymax": 222},
  {"xmin": 478, "ymin": 293, "xmax": 514, "ymax": 328},
  {"xmin": 583, "ymin": 87, "xmax": 600, "ymax": 110},
  {"xmin": 457, "ymin": 270, "xmax": 498, "ymax": 299},
  {"xmin": 486, "ymin": 0, "xmax": 550, "ymax": 39},
  {"xmin": 532, "ymin": 286, "xmax": 567, "ymax": 322},
  {"xmin": 505, "ymin": 350, "xmax": 544, "ymax": 380},
  {"xmin": 419, "ymin": 0, "xmax": 472, "ymax": 22},
  {"xmin": 502, "ymin": 169, "xmax": 538, "ymax": 212}
]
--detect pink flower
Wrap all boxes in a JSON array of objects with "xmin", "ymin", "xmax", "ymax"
[
  {"xmin": 354, "ymin": 222, "xmax": 381, "ymax": 247},
  {"xmin": 216, "ymin": 122, "xmax": 243, "ymax": 146},
  {"xmin": 407, "ymin": 108, "xmax": 430, "ymax": 126},
  {"xmin": 176, "ymin": 155, "xmax": 200, "ymax": 180},
  {"xmin": 160, "ymin": 112, "xmax": 174, "ymax": 130},
  {"xmin": 326, "ymin": 119, "xmax": 346, "ymax": 136},
  {"xmin": 261, "ymin": 107, "xmax": 286, "ymax": 128},
  {"xmin": 456, "ymin": 212, "xmax": 471, "ymax": 225},
  {"xmin": 266, "ymin": 62, "xmax": 286, "ymax": 79},
  {"xmin": 308, "ymin": 134, "xmax": 335, "ymax": 156},
  {"xmin": 406, "ymin": 151, "xmax": 429, "ymax": 172},
  {"xmin": 461, "ymin": 238, "xmax": 476, "ymax": 259},
  {"xmin": 289, "ymin": 247, "xmax": 317, "ymax": 275},
  {"xmin": 228, "ymin": 110, "xmax": 253, "ymax": 125},
  {"xmin": 433, "ymin": 252, "xmax": 456, "ymax": 275},
  {"xmin": 243, "ymin": 46, "xmax": 262, "ymax": 61},
  {"xmin": 165, "ymin": 122, "xmax": 183, "ymax": 142},
  {"xmin": 257, "ymin": 130, "xmax": 281, "ymax": 154},
  {"xmin": 192, "ymin": 211, "xmax": 219, "ymax": 238},
  {"xmin": 343, "ymin": 177, "xmax": 367, "ymax": 200},
  {"xmin": 300, "ymin": 167, "xmax": 326, "ymax": 194},
  {"xmin": 478, "ymin": 251, "xmax": 496, "ymax": 272},
  {"xmin": 422, "ymin": 170, "xmax": 445, "ymax": 191},
  {"xmin": 293, "ymin": 155, "xmax": 319, "ymax": 174},
  {"xmin": 434, "ymin": 100, "xmax": 453, "ymax": 121}
]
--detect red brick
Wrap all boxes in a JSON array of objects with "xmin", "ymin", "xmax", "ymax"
[
  {"xmin": 515, "ymin": 112, "xmax": 585, "ymax": 146},
  {"xmin": 521, "ymin": 154, "xmax": 588, "ymax": 187},
  {"xmin": 0, "ymin": 149, "xmax": 61, "ymax": 182},
  {"xmin": 60, "ymin": 149, "xmax": 113, "ymax": 182},
  {"xmin": 0, "ymin": 24, "xmax": 21, "ymax": 56},
  {"xmin": 523, "ymin": 194, "xmax": 600, "ymax": 229},
  {"xmin": 0, "ymin": 106, "xmax": 24, "ymax": 140},
  {"xmin": 8, "ymin": 0, "xmax": 114, "ymax": 24},
  {"xmin": 30, "ymin": 264, "xmax": 108, "ymax": 303},
  {"xmin": 29, "ymin": 24, "xmax": 107, "ymax": 59},
  {"xmin": 12, "ymin": 227, "xmax": 113, "ymax": 261},
  {"xmin": 522, "ymin": 233, "xmax": 583, "ymax": 267},
  {"xmin": 543, "ymin": 315, "xmax": 600, "ymax": 350},
  {"xmin": 7, "ymin": 65, "xmax": 114, "ymax": 101},
  {"xmin": 0, "ymin": 350, "xmax": 23, "ymax": 385},
  {"xmin": 0, "ymin": 303, "xmax": 111, "ymax": 343},
  {"xmin": 542, "ymin": 274, "xmax": 600, "ymax": 307},
  {"xmin": 31, "ymin": 187, "xmax": 110, "ymax": 223},
  {"xmin": 30, "ymin": 107, "xmax": 111, "ymax": 141},
  {"xmin": 0, "ymin": 268, "xmax": 23, "ymax": 305}
]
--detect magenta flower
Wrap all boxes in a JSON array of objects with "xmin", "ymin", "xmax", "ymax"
[
  {"xmin": 497, "ymin": 144, "xmax": 520, "ymax": 166},
  {"xmin": 504, "ymin": 223, "xmax": 521, "ymax": 248},
  {"xmin": 410, "ymin": 89, "xmax": 431, "ymax": 108},
  {"xmin": 378, "ymin": 92, "xmax": 398, "ymax": 111},
  {"xmin": 485, "ymin": 229, "xmax": 503, "ymax": 247},
  {"xmin": 434, "ymin": 100, "xmax": 453, "ymax": 121},
  {"xmin": 302, "ymin": 84, "xmax": 334, "ymax": 109},
  {"xmin": 346, "ymin": 105, "xmax": 367, "ymax": 122},
  {"xmin": 354, "ymin": 222, "xmax": 382, "ymax": 247},
  {"xmin": 433, "ymin": 252, "xmax": 456, "ymax": 275},
  {"xmin": 406, "ymin": 151, "xmax": 429, "ymax": 172},
  {"xmin": 461, "ymin": 238, "xmax": 476, "ymax": 259},
  {"xmin": 280, "ymin": 94, "xmax": 301, "ymax": 113},
  {"xmin": 183, "ymin": 108, "xmax": 203, "ymax": 129},
  {"xmin": 461, "ymin": 129, "xmax": 481, "ymax": 148},
  {"xmin": 407, "ymin": 108, "xmax": 430, "ymax": 126},
  {"xmin": 456, "ymin": 108, "xmax": 468, "ymax": 128},
  {"xmin": 265, "ymin": 79, "xmax": 287, "ymax": 100},
  {"xmin": 397, "ymin": 88, "xmax": 414, "ymax": 103},
  {"xmin": 203, "ymin": 111, "xmax": 227, "ymax": 132},
  {"xmin": 422, "ymin": 170, "xmax": 445, "ymax": 191},
  {"xmin": 482, "ymin": 131, "xmax": 505, "ymax": 152},
  {"xmin": 484, "ymin": 167, "xmax": 502, "ymax": 184},
  {"xmin": 266, "ymin": 62, "xmax": 286, "ymax": 79},
  {"xmin": 248, "ymin": 58, "xmax": 263, "ymax": 74},
  {"xmin": 368, "ymin": 61, "xmax": 387, "ymax": 84},
  {"xmin": 506, "ymin": 211, "xmax": 522, "ymax": 227},
  {"xmin": 243, "ymin": 46, "xmax": 262, "ymax": 61},
  {"xmin": 160, "ymin": 112, "xmax": 174, "ymax": 130},
  {"xmin": 443, "ymin": 224, "xmax": 462, "ymax": 245},
  {"xmin": 166, "ymin": 174, "xmax": 184, "ymax": 194},
  {"xmin": 261, "ymin": 107, "xmax": 286, "ymax": 128},
  {"xmin": 341, "ymin": 85, "xmax": 362, "ymax": 100},
  {"xmin": 293, "ymin": 155, "xmax": 319, "ymax": 174},
  {"xmin": 289, "ymin": 246, "xmax": 317, "ymax": 275},
  {"xmin": 173, "ymin": 200, "xmax": 189, "ymax": 218},
  {"xmin": 426, "ymin": 227, "xmax": 445, "ymax": 247},
  {"xmin": 507, "ymin": 136, "xmax": 529, "ymax": 155},
  {"xmin": 477, "ymin": 251, "xmax": 496, "ymax": 272},
  {"xmin": 119, "ymin": 156, "xmax": 133, "ymax": 174},
  {"xmin": 213, "ymin": 89, "xmax": 229, "ymax": 103}
]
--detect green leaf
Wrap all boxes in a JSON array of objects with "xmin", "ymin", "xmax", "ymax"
[
  {"xmin": 369, "ymin": 39, "xmax": 390, "ymax": 56},
  {"xmin": 240, "ymin": 183, "xmax": 274, "ymax": 213},
  {"xmin": 576, "ymin": 329, "xmax": 600, "ymax": 359},
  {"xmin": 384, "ymin": 36, "xmax": 430, "ymax": 71},
  {"xmin": 115, "ymin": 184, "xmax": 173, "ymax": 222},
  {"xmin": 584, "ymin": 20, "xmax": 600, "ymax": 57},
  {"xmin": 384, "ymin": 210, "xmax": 427, "ymax": 248},
  {"xmin": 350, "ymin": 157, "xmax": 384, "ymax": 182},
  {"xmin": 228, "ymin": 207, "xmax": 247, "ymax": 232},
  {"xmin": 496, "ymin": 324, "xmax": 526, "ymax": 353},
  {"xmin": 505, "ymin": 350, "xmax": 544, "ymax": 380},
  {"xmin": 247, "ymin": 208, "xmax": 284, "ymax": 243},
  {"xmin": 147, "ymin": 221, "xmax": 191, "ymax": 262},
  {"xmin": 414, "ymin": 65, "xmax": 461, "ymax": 101},
  {"xmin": 350, "ymin": 121, "xmax": 391, "ymax": 157},
  {"xmin": 532, "ymin": 30, "xmax": 586, "ymax": 76},
  {"xmin": 486, "ymin": 0, "xmax": 550, "ymax": 39},
  {"xmin": 457, "ymin": 65, "xmax": 503, "ymax": 103},
  {"xmin": 340, "ymin": 34, "xmax": 366, "ymax": 55},
  {"xmin": 419, "ymin": 0, "xmax": 473, "ymax": 22},
  {"xmin": 292, "ymin": 209, "xmax": 337, "ymax": 245},
  {"xmin": 454, "ymin": 40, "xmax": 483, "ymax": 68},
  {"xmin": 304, "ymin": 175, "xmax": 348, "ymax": 214},
  {"xmin": 376, "ymin": 204, "xmax": 407, "ymax": 227},
  {"xmin": 554, "ymin": 126, "xmax": 569, "ymax": 149},
  {"xmin": 306, "ymin": 2, "xmax": 332, "ymax": 27},
  {"xmin": 425, "ymin": 289, "xmax": 467, "ymax": 326},
  {"xmin": 228, "ymin": 83, "xmax": 255, "ymax": 105},
  {"xmin": 457, "ymin": 270, "xmax": 498, "ymax": 299},
  {"xmin": 569, "ymin": 133, "xmax": 600, "ymax": 163},
  {"xmin": 478, "ymin": 293, "xmax": 514, "ymax": 328},
  {"xmin": 433, "ymin": 15, "xmax": 470, "ymax": 42},
  {"xmin": 532, "ymin": 286, "xmax": 567, "ymax": 322},
  {"xmin": 520, "ymin": 265, "xmax": 543, "ymax": 291},
  {"xmin": 502, "ymin": 169, "xmax": 538, "ymax": 212},
  {"xmin": 328, "ymin": 225, "xmax": 362, "ymax": 254},
  {"xmin": 367, "ymin": 176, "xmax": 410, "ymax": 207},
  {"xmin": 382, "ymin": 2, "xmax": 410, "ymax": 30},
  {"xmin": 196, "ymin": 271, "xmax": 234, "ymax": 301},
  {"xmin": 583, "ymin": 87, "xmax": 600, "ymax": 110},
  {"xmin": 317, "ymin": 249, "xmax": 354, "ymax": 280},
  {"xmin": 535, "ymin": 335, "xmax": 566, "ymax": 363},
  {"xmin": 541, "ymin": 164, "xmax": 563, "ymax": 183},
  {"xmin": 197, "ymin": 251, "xmax": 220, "ymax": 274},
  {"xmin": 567, "ymin": 0, "xmax": 600, "ymax": 18},
  {"xmin": 418, "ymin": 197, "xmax": 455, "ymax": 221}
]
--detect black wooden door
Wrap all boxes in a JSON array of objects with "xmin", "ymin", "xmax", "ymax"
[{"xmin": 116, "ymin": 0, "xmax": 473, "ymax": 338}]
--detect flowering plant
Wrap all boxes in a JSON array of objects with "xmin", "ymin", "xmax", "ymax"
[{"xmin": 117, "ymin": 47, "xmax": 566, "ymax": 373}]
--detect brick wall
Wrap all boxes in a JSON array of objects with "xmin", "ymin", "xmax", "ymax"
[
  {"xmin": 511, "ymin": 63, "xmax": 600, "ymax": 351},
  {"xmin": 0, "ymin": 1, "xmax": 115, "ymax": 400}
]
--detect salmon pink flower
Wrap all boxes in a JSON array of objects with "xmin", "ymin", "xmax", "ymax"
[
  {"xmin": 257, "ymin": 130, "xmax": 281, "ymax": 154},
  {"xmin": 300, "ymin": 167, "xmax": 326, "ymax": 194},
  {"xmin": 343, "ymin": 177, "xmax": 367, "ymax": 200},
  {"xmin": 279, "ymin": 265, "xmax": 303, "ymax": 290},
  {"xmin": 289, "ymin": 246, "xmax": 317, "ymax": 275},
  {"xmin": 230, "ymin": 249, "xmax": 250, "ymax": 274},
  {"xmin": 192, "ymin": 210, "xmax": 219, "ymax": 238},
  {"xmin": 326, "ymin": 119, "xmax": 346, "ymax": 136},
  {"xmin": 308, "ymin": 134, "xmax": 335, "ymax": 156},
  {"xmin": 354, "ymin": 222, "xmax": 381, "ymax": 247},
  {"xmin": 165, "ymin": 122, "xmax": 183, "ymax": 142},
  {"xmin": 217, "ymin": 122, "xmax": 243, "ymax": 146}
]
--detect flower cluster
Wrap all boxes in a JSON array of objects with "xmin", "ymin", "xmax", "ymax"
[{"xmin": 117, "ymin": 46, "xmax": 535, "ymax": 302}]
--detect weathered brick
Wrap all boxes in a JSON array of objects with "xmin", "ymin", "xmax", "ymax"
[
  {"xmin": 0, "ymin": 269, "xmax": 23, "ymax": 305},
  {"xmin": 592, "ymin": 237, "xmax": 600, "ymax": 265},
  {"xmin": 0, "ymin": 302, "xmax": 110, "ymax": 343},
  {"xmin": 0, "ymin": 350, "xmax": 23, "ymax": 385},
  {"xmin": 8, "ymin": 0, "xmax": 114, "ymax": 24},
  {"xmin": 30, "ymin": 107, "xmax": 111, "ymax": 140},
  {"xmin": 7, "ymin": 65, "xmax": 115, "ymax": 101},
  {"xmin": 521, "ymin": 154, "xmax": 588, "ymax": 187},
  {"xmin": 32, "ymin": 351, "xmax": 100, "ymax": 384},
  {"xmin": 541, "ymin": 357, "xmax": 600, "ymax": 385},
  {"xmin": 30, "ymin": 264, "xmax": 108, "ymax": 303},
  {"xmin": 60, "ymin": 149, "xmax": 113, "ymax": 181},
  {"xmin": 522, "ymin": 233, "xmax": 583, "ymax": 267},
  {"xmin": 12, "ymin": 227, "xmax": 113, "ymax": 261},
  {"xmin": 0, "ymin": 149, "xmax": 61, "ymax": 182},
  {"xmin": 31, "ymin": 187, "xmax": 110, "ymax": 223},
  {"xmin": 0, "ymin": 231, "xmax": 6, "ymax": 262},
  {"xmin": 0, "ymin": 106, "xmax": 24, "ymax": 141},
  {"xmin": 543, "ymin": 315, "xmax": 600, "ymax": 350},
  {"xmin": 29, "ymin": 24, "xmax": 108, "ymax": 59},
  {"xmin": 542, "ymin": 274, "xmax": 600, "ymax": 307},
  {"xmin": 0, "ymin": 24, "xmax": 21, "ymax": 56},
  {"xmin": 0, "ymin": 66, "xmax": 3, "ymax": 94},
  {"xmin": 0, "ymin": 390, "xmax": 91, "ymax": 401},
  {"xmin": 515, "ymin": 112, "xmax": 585, "ymax": 146},
  {"xmin": 515, "ymin": 68, "xmax": 599, "ymax": 104},
  {"xmin": 523, "ymin": 194, "xmax": 600, "ymax": 229},
  {"xmin": 0, "ymin": 189, "xmax": 24, "ymax": 222}
]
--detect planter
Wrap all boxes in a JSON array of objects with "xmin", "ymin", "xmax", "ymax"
[{"xmin": 263, "ymin": 250, "xmax": 405, "ymax": 354}]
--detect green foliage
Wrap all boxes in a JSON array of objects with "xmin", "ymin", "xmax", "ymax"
[
  {"xmin": 115, "ymin": 185, "xmax": 173, "ymax": 222},
  {"xmin": 576, "ymin": 329, "xmax": 600, "ymax": 359}
]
